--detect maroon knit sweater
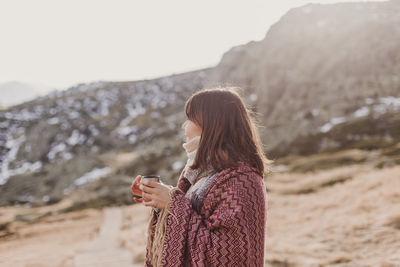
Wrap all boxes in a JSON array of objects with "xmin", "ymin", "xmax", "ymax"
[{"xmin": 145, "ymin": 161, "xmax": 267, "ymax": 266}]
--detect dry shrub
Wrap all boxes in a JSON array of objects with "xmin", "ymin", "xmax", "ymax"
[
  {"xmin": 385, "ymin": 215, "xmax": 400, "ymax": 230},
  {"xmin": 381, "ymin": 143, "xmax": 400, "ymax": 157},
  {"xmin": 268, "ymin": 165, "xmax": 362, "ymax": 195},
  {"xmin": 133, "ymin": 250, "xmax": 146, "ymax": 264},
  {"xmin": 329, "ymin": 256, "xmax": 351, "ymax": 264},
  {"xmin": 288, "ymin": 149, "xmax": 369, "ymax": 173},
  {"xmin": 266, "ymin": 257, "xmax": 293, "ymax": 267}
]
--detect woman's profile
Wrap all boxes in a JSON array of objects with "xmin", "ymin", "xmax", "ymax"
[{"xmin": 131, "ymin": 87, "xmax": 270, "ymax": 266}]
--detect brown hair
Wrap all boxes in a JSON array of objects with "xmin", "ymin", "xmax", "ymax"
[{"xmin": 185, "ymin": 87, "xmax": 272, "ymax": 175}]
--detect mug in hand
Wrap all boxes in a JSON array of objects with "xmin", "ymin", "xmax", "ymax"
[
  {"xmin": 142, "ymin": 175, "xmax": 160, "ymax": 183},
  {"xmin": 132, "ymin": 175, "xmax": 160, "ymax": 199}
]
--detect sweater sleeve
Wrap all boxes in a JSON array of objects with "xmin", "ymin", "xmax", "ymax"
[{"xmin": 160, "ymin": 171, "xmax": 267, "ymax": 267}]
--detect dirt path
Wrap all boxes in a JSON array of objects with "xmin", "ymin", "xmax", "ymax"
[
  {"xmin": 0, "ymin": 207, "xmax": 104, "ymax": 267},
  {"xmin": 73, "ymin": 207, "xmax": 142, "ymax": 267}
]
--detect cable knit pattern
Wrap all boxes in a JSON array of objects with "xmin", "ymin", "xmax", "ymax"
[
  {"xmin": 145, "ymin": 161, "xmax": 267, "ymax": 267},
  {"xmin": 182, "ymin": 135, "xmax": 215, "ymax": 200},
  {"xmin": 182, "ymin": 136, "xmax": 200, "ymax": 184}
]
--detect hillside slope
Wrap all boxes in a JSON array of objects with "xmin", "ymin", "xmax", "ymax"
[
  {"xmin": 209, "ymin": 0, "xmax": 400, "ymax": 153},
  {"xmin": 0, "ymin": 69, "xmax": 211, "ymax": 206}
]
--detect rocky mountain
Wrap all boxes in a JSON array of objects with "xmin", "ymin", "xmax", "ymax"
[
  {"xmin": 1, "ymin": 0, "xmax": 400, "ymax": 208},
  {"xmin": 0, "ymin": 69, "xmax": 212, "ymax": 206},
  {"xmin": 208, "ymin": 0, "xmax": 400, "ymax": 156}
]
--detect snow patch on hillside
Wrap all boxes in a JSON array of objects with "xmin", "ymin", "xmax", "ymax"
[
  {"xmin": 0, "ymin": 132, "xmax": 42, "ymax": 185},
  {"xmin": 320, "ymin": 96, "xmax": 400, "ymax": 133},
  {"xmin": 63, "ymin": 167, "xmax": 112, "ymax": 195}
]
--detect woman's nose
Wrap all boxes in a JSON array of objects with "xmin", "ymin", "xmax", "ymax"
[{"xmin": 181, "ymin": 121, "xmax": 186, "ymax": 130}]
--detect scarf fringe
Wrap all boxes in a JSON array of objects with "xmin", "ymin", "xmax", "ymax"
[{"xmin": 146, "ymin": 187, "xmax": 184, "ymax": 266}]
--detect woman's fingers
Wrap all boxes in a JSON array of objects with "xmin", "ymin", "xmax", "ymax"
[
  {"xmin": 142, "ymin": 191, "xmax": 157, "ymax": 205},
  {"xmin": 131, "ymin": 186, "xmax": 143, "ymax": 196},
  {"xmin": 131, "ymin": 175, "xmax": 142, "ymax": 187},
  {"xmin": 142, "ymin": 191, "xmax": 152, "ymax": 200},
  {"xmin": 140, "ymin": 183, "xmax": 159, "ymax": 194},
  {"xmin": 131, "ymin": 175, "xmax": 142, "ymax": 188},
  {"xmin": 131, "ymin": 175, "xmax": 143, "ymax": 195},
  {"xmin": 133, "ymin": 197, "xmax": 143, "ymax": 203},
  {"xmin": 139, "ymin": 180, "xmax": 173, "ymax": 209},
  {"xmin": 140, "ymin": 180, "xmax": 159, "ymax": 188},
  {"xmin": 142, "ymin": 199, "xmax": 154, "ymax": 207}
]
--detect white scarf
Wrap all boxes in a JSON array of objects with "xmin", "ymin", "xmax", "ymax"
[
  {"xmin": 182, "ymin": 135, "xmax": 201, "ymax": 184},
  {"xmin": 182, "ymin": 135, "xmax": 215, "ymax": 199}
]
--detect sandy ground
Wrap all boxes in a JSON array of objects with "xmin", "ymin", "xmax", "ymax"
[
  {"xmin": 0, "ymin": 206, "xmax": 103, "ymax": 267},
  {"xmin": 0, "ymin": 201, "xmax": 149, "ymax": 267},
  {"xmin": 1, "ymin": 164, "xmax": 400, "ymax": 267},
  {"xmin": 266, "ymin": 164, "xmax": 400, "ymax": 266},
  {"xmin": 73, "ymin": 208, "xmax": 143, "ymax": 267}
]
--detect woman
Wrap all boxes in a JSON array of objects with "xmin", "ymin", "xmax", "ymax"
[{"xmin": 131, "ymin": 87, "xmax": 270, "ymax": 267}]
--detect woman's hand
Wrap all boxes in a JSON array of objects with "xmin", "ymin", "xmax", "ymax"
[
  {"xmin": 131, "ymin": 175, "xmax": 145, "ymax": 203},
  {"xmin": 139, "ymin": 179, "xmax": 174, "ymax": 209}
]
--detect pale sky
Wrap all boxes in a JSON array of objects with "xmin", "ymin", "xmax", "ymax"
[{"xmin": 0, "ymin": 0, "xmax": 386, "ymax": 93}]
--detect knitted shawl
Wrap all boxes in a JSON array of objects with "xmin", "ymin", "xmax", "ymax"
[{"xmin": 145, "ymin": 161, "xmax": 267, "ymax": 266}]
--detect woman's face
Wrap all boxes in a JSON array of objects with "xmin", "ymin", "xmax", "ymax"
[{"xmin": 181, "ymin": 119, "xmax": 202, "ymax": 141}]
